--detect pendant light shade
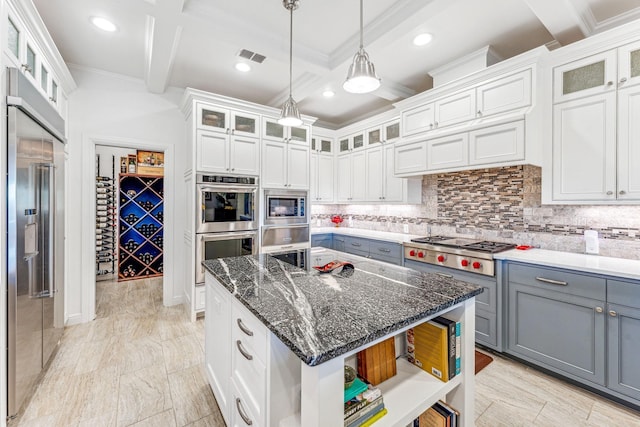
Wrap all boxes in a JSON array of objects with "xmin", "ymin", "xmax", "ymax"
[
  {"xmin": 343, "ymin": 0, "xmax": 380, "ymax": 94},
  {"xmin": 279, "ymin": 0, "xmax": 303, "ymax": 127}
]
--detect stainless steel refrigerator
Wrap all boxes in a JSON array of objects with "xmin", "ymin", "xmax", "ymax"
[{"xmin": 6, "ymin": 67, "xmax": 65, "ymax": 418}]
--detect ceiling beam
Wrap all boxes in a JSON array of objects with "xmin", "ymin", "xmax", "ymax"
[
  {"xmin": 522, "ymin": 0, "xmax": 593, "ymax": 46},
  {"xmin": 144, "ymin": 0, "xmax": 185, "ymax": 93}
]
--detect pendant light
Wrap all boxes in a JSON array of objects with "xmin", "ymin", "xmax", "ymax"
[
  {"xmin": 343, "ymin": 0, "xmax": 381, "ymax": 94},
  {"xmin": 278, "ymin": 0, "xmax": 303, "ymax": 127}
]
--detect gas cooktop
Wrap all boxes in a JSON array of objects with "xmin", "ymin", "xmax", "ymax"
[{"xmin": 409, "ymin": 236, "xmax": 516, "ymax": 254}]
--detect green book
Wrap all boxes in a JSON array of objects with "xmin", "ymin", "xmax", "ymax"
[{"xmin": 344, "ymin": 377, "xmax": 368, "ymax": 403}]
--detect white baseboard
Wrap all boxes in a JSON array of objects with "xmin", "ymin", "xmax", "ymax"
[{"xmin": 65, "ymin": 313, "xmax": 84, "ymax": 326}]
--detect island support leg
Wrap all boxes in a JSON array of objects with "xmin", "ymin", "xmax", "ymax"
[{"xmin": 300, "ymin": 356, "xmax": 344, "ymax": 427}]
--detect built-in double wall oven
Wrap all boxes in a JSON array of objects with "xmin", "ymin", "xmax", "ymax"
[{"xmin": 195, "ymin": 174, "xmax": 258, "ymax": 284}]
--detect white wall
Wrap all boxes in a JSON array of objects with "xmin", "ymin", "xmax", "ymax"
[{"xmin": 66, "ymin": 66, "xmax": 186, "ymax": 323}]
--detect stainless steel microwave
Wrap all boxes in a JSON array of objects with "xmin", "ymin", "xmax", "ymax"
[{"xmin": 264, "ymin": 189, "xmax": 307, "ymax": 225}]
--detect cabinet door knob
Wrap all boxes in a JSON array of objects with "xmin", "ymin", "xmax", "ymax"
[
  {"xmin": 595, "ymin": 306, "xmax": 603, "ymax": 313},
  {"xmin": 231, "ymin": 129, "xmax": 235, "ymax": 134},
  {"xmin": 226, "ymin": 128, "xmax": 230, "ymax": 134},
  {"xmin": 620, "ymin": 77, "xmax": 628, "ymax": 84},
  {"xmin": 434, "ymin": 121, "xmax": 439, "ymax": 127},
  {"xmin": 609, "ymin": 310, "xmax": 618, "ymax": 317},
  {"xmin": 606, "ymin": 191, "xmax": 613, "ymax": 195},
  {"xmin": 607, "ymin": 81, "xmax": 614, "ymax": 86},
  {"xmin": 477, "ymin": 110, "xmax": 482, "ymax": 116},
  {"xmin": 619, "ymin": 190, "xmax": 626, "ymax": 195}
]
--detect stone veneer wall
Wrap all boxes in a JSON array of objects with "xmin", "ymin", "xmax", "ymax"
[{"xmin": 311, "ymin": 165, "xmax": 640, "ymax": 260}]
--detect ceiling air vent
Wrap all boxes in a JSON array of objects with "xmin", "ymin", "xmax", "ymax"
[{"xmin": 238, "ymin": 49, "xmax": 266, "ymax": 64}]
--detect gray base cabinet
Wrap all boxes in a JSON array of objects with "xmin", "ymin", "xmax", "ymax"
[
  {"xmin": 311, "ymin": 233, "xmax": 402, "ymax": 265},
  {"xmin": 607, "ymin": 280, "xmax": 640, "ymax": 401},
  {"xmin": 506, "ymin": 262, "xmax": 640, "ymax": 407}
]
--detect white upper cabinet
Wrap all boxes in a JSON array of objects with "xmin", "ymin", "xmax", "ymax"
[
  {"xmin": 469, "ymin": 121, "xmax": 524, "ymax": 166},
  {"xmin": 365, "ymin": 118, "xmax": 401, "ymax": 147},
  {"xmin": 196, "ymin": 129, "xmax": 259, "ymax": 175},
  {"xmin": 394, "ymin": 139, "xmax": 428, "ymax": 176},
  {"xmin": 310, "ymin": 136, "xmax": 334, "ymax": 203},
  {"xmin": 336, "ymin": 151, "xmax": 366, "ymax": 202},
  {"xmin": 261, "ymin": 138, "xmax": 309, "ymax": 189},
  {"xmin": 262, "ymin": 117, "xmax": 310, "ymax": 144},
  {"xmin": 549, "ymin": 35, "xmax": 640, "ymax": 203},
  {"xmin": 402, "ymin": 102, "xmax": 435, "ymax": 136},
  {"xmin": 553, "ymin": 51, "xmax": 617, "ymax": 103},
  {"xmin": 476, "ymin": 69, "xmax": 532, "ymax": 117},
  {"xmin": 426, "ymin": 133, "xmax": 469, "ymax": 171},
  {"xmin": 197, "ymin": 104, "xmax": 260, "ymax": 138},
  {"xmin": 365, "ymin": 145, "xmax": 415, "ymax": 203},
  {"xmin": 337, "ymin": 131, "xmax": 365, "ymax": 154},
  {"xmin": 434, "ymin": 88, "xmax": 476, "ymax": 128}
]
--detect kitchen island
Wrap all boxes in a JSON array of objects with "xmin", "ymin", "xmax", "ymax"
[{"xmin": 203, "ymin": 248, "xmax": 483, "ymax": 427}]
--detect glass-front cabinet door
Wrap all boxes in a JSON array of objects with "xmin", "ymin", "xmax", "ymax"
[
  {"xmin": 197, "ymin": 104, "xmax": 228, "ymax": 133},
  {"xmin": 352, "ymin": 132, "xmax": 365, "ymax": 150},
  {"xmin": 367, "ymin": 128, "xmax": 382, "ymax": 146},
  {"xmin": 263, "ymin": 118, "xmax": 285, "ymax": 142},
  {"xmin": 289, "ymin": 125, "xmax": 308, "ymax": 144},
  {"xmin": 339, "ymin": 137, "xmax": 350, "ymax": 153},
  {"xmin": 383, "ymin": 120, "xmax": 400, "ymax": 143},
  {"xmin": 618, "ymin": 40, "xmax": 640, "ymax": 89},
  {"xmin": 6, "ymin": 17, "xmax": 20, "ymax": 64},
  {"xmin": 553, "ymin": 50, "xmax": 617, "ymax": 102},
  {"xmin": 231, "ymin": 111, "xmax": 259, "ymax": 138},
  {"xmin": 311, "ymin": 137, "xmax": 333, "ymax": 153}
]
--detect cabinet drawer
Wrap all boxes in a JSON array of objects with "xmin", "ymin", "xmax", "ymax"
[
  {"xmin": 232, "ymin": 302, "xmax": 268, "ymax": 364},
  {"xmin": 608, "ymin": 279, "xmax": 640, "ymax": 308},
  {"xmin": 231, "ymin": 377, "xmax": 264, "ymax": 427},
  {"xmin": 343, "ymin": 236, "xmax": 370, "ymax": 257},
  {"xmin": 311, "ymin": 234, "xmax": 333, "ymax": 249},
  {"xmin": 195, "ymin": 284, "xmax": 206, "ymax": 311},
  {"xmin": 232, "ymin": 341, "xmax": 267, "ymax": 425},
  {"xmin": 368, "ymin": 241, "xmax": 402, "ymax": 263},
  {"xmin": 508, "ymin": 263, "xmax": 606, "ymax": 300}
]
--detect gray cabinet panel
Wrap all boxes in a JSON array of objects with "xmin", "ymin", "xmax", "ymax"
[
  {"xmin": 508, "ymin": 282, "xmax": 606, "ymax": 385},
  {"xmin": 607, "ymin": 303, "xmax": 640, "ymax": 401},
  {"xmin": 369, "ymin": 240, "xmax": 402, "ymax": 264},
  {"xmin": 608, "ymin": 279, "xmax": 640, "ymax": 307},
  {"xmin": 475, "ymin": 311, "xmax": 497, "ymax": 347},
  {"xmin": 342, "ymin": 236, "xmax": 370, "ymax": 258},
  {"xmin": 311, "ymin": 234, "xmax": 333, "ymax": 249},
  {"xmin": 332, "ymin": 236, "xmax": 345, "ymax": 252},
  {"xmin": 508, "ymin": 263, "xmax": 606, "ymax": 301}
]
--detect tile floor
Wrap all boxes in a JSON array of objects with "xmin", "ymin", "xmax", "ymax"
[{"xmin": 11, "ymin": 277, "xmax": 640, "ymax": 426}]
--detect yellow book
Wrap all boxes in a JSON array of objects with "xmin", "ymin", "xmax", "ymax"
[
  {"xmin": 360, "ymin": 408, "xmax": 388, "ymax": 427},
  {"xmin": 407, "ymin": 321, "xmax": 449, "ymax": 382}
]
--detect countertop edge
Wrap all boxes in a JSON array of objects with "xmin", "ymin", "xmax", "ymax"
[
  {"xmin": 494, "ymin": 249, "xmax": 640, "ymax": 281},
  {"xmin": 311, "ymin": 227, "xmax": 420, "ymax": 244}
]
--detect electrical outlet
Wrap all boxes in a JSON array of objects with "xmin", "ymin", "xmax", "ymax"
[
  {"xmin": 316, "ymin": 219, "xmax": 321, "ymax": 227},
  {"xmin": 403, "ymin": 224, "xmax": 409, "ymax": 233}
]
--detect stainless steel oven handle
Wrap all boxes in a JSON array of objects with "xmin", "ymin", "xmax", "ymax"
[
  {"xmin": 262, "ymin": 224, "xmax": 309, "ymax": 230},
  {"xmin": 199, "ymin": 231, "xmax": 258, "ymax": 243},
  {"xmin": 198, "ymin": 184, "xmax": 257, "ymax": 193}
]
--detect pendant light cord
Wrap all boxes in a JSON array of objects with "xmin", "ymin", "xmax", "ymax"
[
  {"xmin": 359, "ymin": 0, "xmax": 363, "ymax": 50},
  {"xmin": 289, "ymin": 5, "xmax": 293, "ymax": 97}
]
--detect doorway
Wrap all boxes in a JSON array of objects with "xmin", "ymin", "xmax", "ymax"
[{"xmin": 81, "ymin": 135, "xmax": 176, "ymax": 324}]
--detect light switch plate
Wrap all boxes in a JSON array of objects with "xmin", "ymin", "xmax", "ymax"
[{"xmin": 403, "ymin": 224, "xmax": 409, "ymax": 233}]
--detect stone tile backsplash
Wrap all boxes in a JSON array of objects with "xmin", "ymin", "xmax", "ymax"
[{"xmin": 311, "ymin": 165, "xmax": 640, "ymax": 260}]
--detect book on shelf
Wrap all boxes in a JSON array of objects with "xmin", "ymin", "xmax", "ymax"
[
  {"xmin": 407, "ymin": 321, "xmax": 450, "ymax": 382},
  {"xmin": 344, "ymin": 385, "xmax": 382, "ymax": 419},
  {"xmin": 359, "ymin": 408, "xmax": 388, "ymax": 427},
  {"xmin": 344, "ymin": 377, "xmax": 369, "ymax": 403},
  {"xmin": 414, "ymin": 400, "xmax": 459, "ymax": 427},
  {"xmin": 431, "ymin": 316, "xmax": 461, "ymax": 379},
  {"xmin": 344, "ymin": 396, "xmax": 384, "ymax": 426}
]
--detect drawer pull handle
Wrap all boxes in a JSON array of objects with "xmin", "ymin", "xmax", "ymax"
[
  {"xmin": 236, "ymin": 340, "xmax": 253, "ymax": 361},
  {"xmin": 378, "ymin": 248, "xmax": 391, "ymax": 253},
  {"xmin": 436, "ymin": 272, "xmax": 454, "ymax": 279},
  {"xmin": 535, "ymin": 277, "xmax": 568, "ymax": 286},
  {"xmin": 236, "ymin": 398, "xmax": 253, "ymax": 425},
  {"xmin": 237, "ymin": 318, "xmax": 254, "ymax": 336},
  {"xmin": 595, "ymin": 306, "xmax": 603, "ymax": 313},
  {"xmin": 351, "ymin": 242, "xmax": 361, "ymax": 247},
  {"xmin": 609, "ymin": 310, "xmax": 618, "ymax": 317}
]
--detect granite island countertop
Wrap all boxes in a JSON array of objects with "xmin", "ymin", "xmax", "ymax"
[{"xmin": 202, "ymin": 248, "xmax": 483, "ymax": 366}]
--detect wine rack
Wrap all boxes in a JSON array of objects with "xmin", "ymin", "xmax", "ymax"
[
  {"xmin": 96, "ymin": 155, "xmax": 117, "ymax": 280},
  {"xmin": 118, "ymin": 174, "xmax": 164, "ymax": 281}
]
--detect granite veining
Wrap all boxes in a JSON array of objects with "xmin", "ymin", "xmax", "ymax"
[{"xmin": 202, "ymin": 248, "xmax": 483, "ymax": 366}]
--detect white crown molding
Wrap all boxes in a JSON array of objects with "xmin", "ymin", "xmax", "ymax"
[
  {"xmin": 7, "ymin": 0, "xmax": 77, "ymax": 94},
  {"xmin": 593, "ymin": 7, "xmax": 640, "ymax": 33}
]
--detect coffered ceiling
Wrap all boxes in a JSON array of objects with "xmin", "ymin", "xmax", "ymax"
[{"xmin": 32, "ymin": 0, "xmax": 640, "ymax": 128}]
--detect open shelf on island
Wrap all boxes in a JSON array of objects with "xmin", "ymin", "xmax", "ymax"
[{"xmin": 374, "ymin": 358, "xmax": 462, "ymax": 426}]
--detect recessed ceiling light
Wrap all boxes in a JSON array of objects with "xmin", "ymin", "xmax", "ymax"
[
  {"xmin": 413, "ymin": 33, "xmax": 433, "ymax": 46},
  {"xmin": 235, "ymin": 62, "xmax": 251, "ymax": 72},
  {"xmin": 91, "ymin": 17, "xmax": 117, "ymax": 32},
  {"xmin": 322, "ymin": 90, "xmax": 335, "ymax": 98}
]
